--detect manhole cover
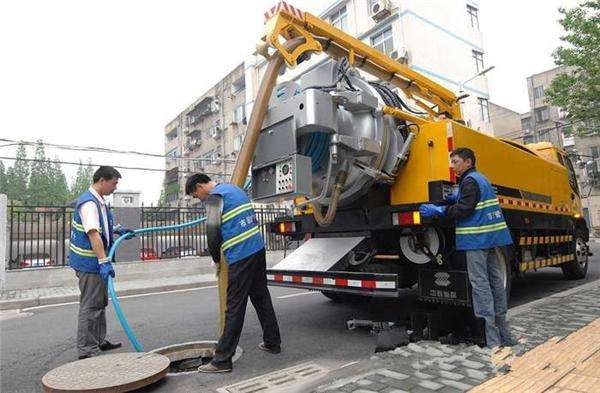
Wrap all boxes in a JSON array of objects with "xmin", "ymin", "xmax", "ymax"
[
  {"xmin": 151, "ymin": 340, "xmax": 242, "ymax": 375},
  {"xmin": 41, "ymin": 352, "xmax": 169, "ymax": 393}
]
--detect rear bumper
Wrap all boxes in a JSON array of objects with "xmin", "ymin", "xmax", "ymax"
[{"xmin": 267, "ymin": 269, "xmax": 399, "ymax": 297}]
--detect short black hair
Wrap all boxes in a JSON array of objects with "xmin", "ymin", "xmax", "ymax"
[
  {"xmin": 450, "ymin": 147, "xmax": 476, "ymax": 167},
  {"xmin": 185, "ymin": 173, "xmax": 211, "ymax": 195},
  {"xmin": 93, "ymin": 166, "xmax": 122, "ymax": 183}
]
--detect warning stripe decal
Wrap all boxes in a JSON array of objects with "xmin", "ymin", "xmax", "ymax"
[
  {"xmin": 264, "ymin": 1, "xmax": 304, "ymax": 22},
  {"xmin": 267, "ymin": 274, "xmax": 397, "ymax": 290},
  {"xmin": 518, "ymin": 253, "xmax": 575, "ymax": 272},
  {"xmin": 498, "ymin": 196, "xmax": 571, "ymax": 215}
]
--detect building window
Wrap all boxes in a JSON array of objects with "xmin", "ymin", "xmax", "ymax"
[
  {"xmin": 371, "ymin": 27, "xmax": 394, "ymax": 56},
  {"xmin": 533, "ymin": 86, "xmax": 545, "ymax": 99},
  {"xmin": 521, "ymin": 117, "xmax": 531, "ymax": 131},
  {"xmin": 472, "ymin": 50, "xmax": 484, "ymax": 73},
  {"xmin": 166, "ymin": 147, "xmax": 178, "ymax": 159},
  {"xmin": 330, "ymin": 6, "xmax": 348, "ymax": 31},
  {"xmin": 233, "ymin": 104, "xmax": 245, "ymax": 124},
  {"xmin": 535, "ymin": 107, "xmax": 550, "ymax": 122},
  {"xmin": 591, "ymin": 146, "xmax": 600, "ymax": 159},
  {"xmin": 166, "ymin": 127, "xmax": 178, "ymax": 141},
  {"xmin": 477, "ymin": 98, "xmax": 490, "ymax": 122},
  {"xmin": 467, "ymin": 5, "xmax": 479, "ymax": 30},
  {"xmin": 234, "ymin": 134, "xmax": 243, "ymax": 152}
]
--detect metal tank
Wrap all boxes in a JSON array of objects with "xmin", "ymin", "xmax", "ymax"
[{"xmin": 251, "ymin": 59, "xmax": 412, "ymax": 211}]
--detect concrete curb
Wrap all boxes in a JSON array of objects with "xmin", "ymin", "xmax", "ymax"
[
  {"xmin": 508, "ymin": 278, "xmax": 600, "ymax": 317},
  {"xmin": 0, "ymin": 278, "xmax": 218, "ymax": 311}
]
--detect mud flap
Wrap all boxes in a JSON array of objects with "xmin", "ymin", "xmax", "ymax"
[{"xmin": 417, "ymin": 269, "xmax": 471, "ymax": 307}]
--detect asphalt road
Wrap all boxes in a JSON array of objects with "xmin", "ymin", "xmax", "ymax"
[{"xmin": 2, "ymin": 243, "xmax": 599, "ymax": 392}]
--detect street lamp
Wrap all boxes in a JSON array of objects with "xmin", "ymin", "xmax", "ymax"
[{"xmin": 458, "ymin": 65, "xmax": 495, "ymax": 96}]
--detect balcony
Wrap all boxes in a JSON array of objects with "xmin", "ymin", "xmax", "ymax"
[{"xmin": 188, "ymin": 96, "xmax": 220, "ymax": 123}]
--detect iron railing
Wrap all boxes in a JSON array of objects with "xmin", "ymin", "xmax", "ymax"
[{"xmin": 7, "ymin": 204, "xmax": 288, "ymax": 270}]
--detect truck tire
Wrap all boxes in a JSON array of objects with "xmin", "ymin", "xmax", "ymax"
[{"xmin": 561, "ymin": 233, "xmax": 588, "ymax": 280}]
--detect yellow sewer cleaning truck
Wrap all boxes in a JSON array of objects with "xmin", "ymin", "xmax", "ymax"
[{"xmin": 229, "ymin": 2, "xmax": 589, "ymax": 319}]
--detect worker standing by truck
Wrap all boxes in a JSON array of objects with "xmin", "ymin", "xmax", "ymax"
[
  {"xmin": 185, "ymin": 174, "xmax": 281, "ymax": 373},
  {"xmin": 69, "ymin": 166, "xmax": 134, "ymax": 359},
  {"xmin": 419, "ymin": 148, "xmax": 517, "ymax": 349}
]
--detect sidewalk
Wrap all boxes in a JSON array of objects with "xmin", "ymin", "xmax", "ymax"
[
  {"xmin": 313, "ymin": 279, "xmax": 600, "ymax": 393},
  {"xmin": 0, "ymin": 274, "xmax": 217, "ymax": 310},
  {"xmin": 0, "ymin": 250, "xmax": 286, "ymax": 310}
]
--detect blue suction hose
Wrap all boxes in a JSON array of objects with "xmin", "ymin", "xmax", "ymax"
[{"xmin": 106, "ymin": 178, "xmax": 251, "ymax": 352}]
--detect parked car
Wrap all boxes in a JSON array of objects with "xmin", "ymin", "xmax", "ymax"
[
  {"xmin": 161, "ymin": 246, "xmax": 198, "ymax": 259},
  {"xmin": 17, "ymin": 253, "xmax": 55, "ymax": 268},
  {"xmin": 139, "ymin": 248, "xmax": 159, "ymax": 261}
]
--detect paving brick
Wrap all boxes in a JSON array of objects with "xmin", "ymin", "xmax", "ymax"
[
  {"xmin": 376, "ymin": 370, "xmax": 409, "ymax": 381},
  {"xmin": 417, "ymin": 380, "xmax": 444, "ymax": 390},
  {"xmin": 438, "ymin": 370, "xmax": 464, "ymax": 381},
  {"xmin": 436, "ymin": 362, "xmax": 457, "ymax": 371},
  {"xmin": 424, "ymin": 346, "xmax": 445, "ymax": 357},
  {"xmin": 437, "ymin": 387, "xmax": 462, "ymax": 393},
  {"xmin": 413, "ymin": 371, "xmax": 434, "ymax": 379},
  {"xmin": 352, "ymin": 390, "xmax": 379, "ymax": 393},
  {"xmin": 463, "ymin": 368, "xmax": 488, "ymax": 381},
  {"xmin": 460, "ymin": 359, "xmax": 485, "ymax": 369},
  {"xmin": 410, "ymin": 361, "xmax": 426, "ymax": 370},
  {"xmin": 356, "ymin": 379, "xmax": 373, "ymax": 386},
  {"xmin": 381, "ymin": 389, "xmax": 410, "ymax": 393},
  {"xmin": 407, "ymin": 343, "xmax": 426, "ymax": 353},
  {"xmin": 438, "ymin": 379, "xmax": 474, "ymax": 391}
]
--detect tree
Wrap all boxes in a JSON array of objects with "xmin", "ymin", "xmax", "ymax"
[
  {"xmin": 6, "ymin": 143, "xmax": 29, "ymax": 204},
  {"xmin": 0, "ymin": 161, "xmax": 7, "ymax": 195},
  {"xmin": 70, "ymin": 160, "xmax": 94, "ymax": 201},
  {"xmin": 28, "ymin": 140, "xmax": 54, "ymax": 205},
  {"xmin": 546, "ymin": 0, "xmax": 600, "ymax": 135},
  {"xmin": 49, "ymin": 157, "xmax": 69, "ymax": 205}
]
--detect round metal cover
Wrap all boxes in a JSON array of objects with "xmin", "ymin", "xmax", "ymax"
[{"xmin": 42, "ymin": 352, "xmax": 170, "ymax": 393}]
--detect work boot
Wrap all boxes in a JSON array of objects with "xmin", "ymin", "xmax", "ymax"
[
  {"xmin": 198, "ymin": 362, "xmax": 232, "ymax": 373},
  {"xmin": 99, "ymin": 340, "xmax": 122, "ymax": 351},
  {"xmin": 258, "ymin": 342, "xmax": 281, "ymax": 354}
]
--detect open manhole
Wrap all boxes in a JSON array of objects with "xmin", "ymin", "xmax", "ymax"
[{"xmin": 151, "ymin": 341, "xmax": 242, "ymax": 375}]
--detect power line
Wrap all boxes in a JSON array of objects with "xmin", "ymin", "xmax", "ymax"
[
  {"xmin": 0, "ymin": 137, "xmax": 238, "ymax": 164},
  {"xmin": 0, "ymin": 155, "xmax": 230, "ymax": 177}
]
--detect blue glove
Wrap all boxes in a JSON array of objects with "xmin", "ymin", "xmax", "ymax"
[
  {"xmin": 114, "ymin": 224, "xmax": 135, "ymax": 239},
  {"xmin": 444, "ymin": 191, "xmax": 458, "ymax": 204},
  {"xmin": 99, "ymin": 261, "xmax": 115, "ymax": 281},
  {"xmin": 419, "ymin": 204, "xmax": 447, "ymax": 218}
]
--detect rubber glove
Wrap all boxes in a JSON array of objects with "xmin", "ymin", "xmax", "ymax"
[
  {"xmin": 99, "ymin": 259, "xmax": 116, "ymax": 281},
  {"xmin": 114, "ymin": 224, "xmax": 136, "ymax": 239},
  {"xmin": 419, "ymin": 204, "xmax": 447, "ymax": 218},
  {"xmin": 444, "ymin": 191, "xmax": 459, "ymax": 204}
]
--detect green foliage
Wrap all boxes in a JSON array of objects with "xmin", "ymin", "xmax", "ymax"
[
  {"xmin": 6, "ymin": 143, "xmax": 29, "ymax": 204},
  {"xmin": 546, "ymin": 1, "xmax": 600, "ymax": 135},
  {"xmin": 69, "ymin": 160, "xmax": 94, "ymax": 201}
]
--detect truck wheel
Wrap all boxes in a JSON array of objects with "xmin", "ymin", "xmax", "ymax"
[
  {"xmin": 321, "ymin": 291, "xmax": 370, "ymax": 303},
  {"xmin": 561, "ymin": 234, "xmax": 588, "ymax": 280}
]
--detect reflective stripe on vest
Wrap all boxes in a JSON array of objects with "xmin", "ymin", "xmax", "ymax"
[
  {"xmin": 222, "ymin": 226, "xmax": 260, "ymax": 251},
  {"xmin": 222, "ymin": 202, "xmax": 253, "ymax": 223},
  {"xmin": 455, "ymin": 221, "xmax": 509, "ymax": 234},
  {"xmin": 70, "ymin": 243, "xmax": 96, "ymax": 257},
  {"xmin": 475, "ymin": 198, "xmax": 499, "ymax": 210},
  {"xmin": 72, "ymin": 220, "xmax": 86, "ymax": 232}
]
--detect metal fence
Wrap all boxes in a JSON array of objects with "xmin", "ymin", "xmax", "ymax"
[
  {"xmin": 7, "ymin": 205, "xmax": 73, "ymax": 270},
  {"xmin": 6, "ymin": 204, "xmax": 288, "ymax": 270}
]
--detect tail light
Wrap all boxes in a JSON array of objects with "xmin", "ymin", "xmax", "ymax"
[
  {"xmin": 392, "ymin": 211, "xmax": 421, "ymax": 226},
  {"xmin": 278, "ymin": 222, "xmax": 296, "ymax": 234}
]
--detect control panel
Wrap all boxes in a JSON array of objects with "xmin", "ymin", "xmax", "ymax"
[{"xmin": 251, "ymin": 154, "xmax": 312, "ymax": 202}]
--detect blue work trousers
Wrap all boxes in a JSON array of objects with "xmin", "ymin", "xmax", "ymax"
[{"xmin": 465, "ymin": 247, "xmax": 514, "ymax": 348}]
